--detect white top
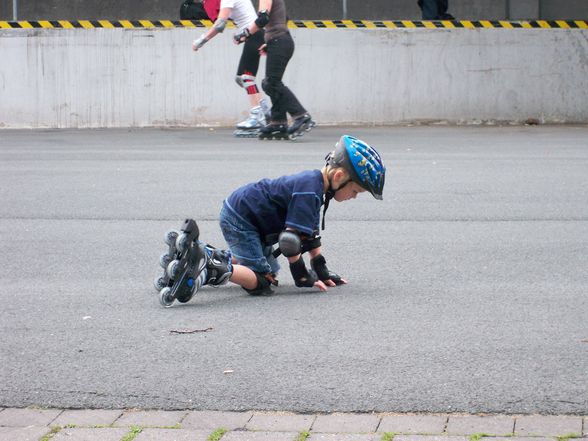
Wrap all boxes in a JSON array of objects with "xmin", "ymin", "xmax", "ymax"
[{"xmin": 220, "ymin": 0, "xmax": 257, "ymax": 30}]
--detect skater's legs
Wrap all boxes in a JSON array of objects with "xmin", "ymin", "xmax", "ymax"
[
  {"xmin": 219, "ymin": 201, "xmax": 280, "ymax": 275},
  {"xmin": 234, "ymin": 31, "xmax": 270, "ymax": 136},
  {"xmin": 248, "ymin": 93, "xmax": 263, "ymax": 108},
  {"xmin": 236, "ymin": 30, "xmax": 266, "ymax": 108},
  {"xmin": 436, "ymin": 0, "xmax": 454, "ymax": 19},
  {"xmin": 229, "ymin": 264, "xmax": 258, "ymax": 290},
  {"xmin": 263, "ymin": 33, "xmax": 306, "ymax": 123},
  {"xmin": 438, "ymin": 0, "xmax": 448, "ymax": 15},
  {"xmin": 219, "ymin": 202, "xmax": 280, "ymax": 294},
  {"xmin": 156, "ymin": 217, "xmax": 274, "ymax": 306},
  {"xmin": 418, "ymin": 0, "xmax": 440, "ymax": 19}
]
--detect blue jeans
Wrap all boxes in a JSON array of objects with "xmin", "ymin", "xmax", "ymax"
[{"xmin": 219, "ymin": 201, "xmax": 280, "ymax": 275}]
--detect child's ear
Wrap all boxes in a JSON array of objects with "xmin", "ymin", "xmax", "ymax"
[{"xmin": 333, "ymin": 168, "xmax": 347, "ymax": 185}]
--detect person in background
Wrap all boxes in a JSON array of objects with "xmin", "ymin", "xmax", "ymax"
[
  {"xmin": 192, "ymin": 0, "xmax": 270, "ymax": 137},
  {"xmin": 234, "ymin": 0, "xmax": 315, "ymax": 140},
  {"xmin": 418, "ymin": 0, "xmax": 455, "ymax": 20}
]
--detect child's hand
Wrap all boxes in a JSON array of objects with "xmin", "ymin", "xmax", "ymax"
[
  {"xmin": 323, "ymin": 277, "xmax": 347, "ymax": 288},
  {"xmin": 314, "ymin": 280, "xmax": 328, "ymax": 292},
  {"xmin": 258, "ymin": 44, "xmax": 267, "ymax": 55},
  {"xmin": 310, "ymin": 255, "xmax": 347, "ymax": 286}
]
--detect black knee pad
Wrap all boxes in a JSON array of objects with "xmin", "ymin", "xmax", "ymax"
[
  {"xmin": 261, "ymin": 77, "xmax": 280, "ymax": 96},
  {"xmin": 244, "ymin": 272, "xmax": 275, "ymax": 296}
]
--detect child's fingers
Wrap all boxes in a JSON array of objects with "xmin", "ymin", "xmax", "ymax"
[{"xmin": 314, "ymin": 280, "xmax": 328, "ymax": 292}]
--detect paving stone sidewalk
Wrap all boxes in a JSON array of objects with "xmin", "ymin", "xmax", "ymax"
[{"xmin": 0, "ymin": 408, "xmax": 585, "ymax": 441}]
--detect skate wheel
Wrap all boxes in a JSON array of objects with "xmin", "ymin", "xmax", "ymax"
[
  {"xmin": 159, "ymin": 287, "xmax": 174, "ymax": 307},
  {"xmin": 176, "ymin": 233, "xmax": 190, "ymax": 252},
  {"xmin": 164, "ymin": 230, "xmax": 179, "ymax": 246},
  {"xmin": 166, "ymin": 260, "xmax": 180, "ymax": 279},
  {"xmin": 154, "ymin": 275, "xmax": 167, "ymax": 292},
  {"xmin": 159, "ymin": 253, "xmax": 172, "ymax": 268}
]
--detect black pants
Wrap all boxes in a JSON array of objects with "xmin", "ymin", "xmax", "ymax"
[
  {"xmin": 237, "ymin": 29, "xmax": 264, "ymax": 77},
  {"xmin": 262, "ymin": 32, "xmax": 306, "ymax": 124},
  {"xmin": 418, "ymin": 0, "xmax": 450, "ymax": 19}
]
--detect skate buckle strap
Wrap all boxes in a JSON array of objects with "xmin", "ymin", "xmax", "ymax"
[{"xmin": 265, "ymin": 273, "xmax": 279, "ymax": 286}]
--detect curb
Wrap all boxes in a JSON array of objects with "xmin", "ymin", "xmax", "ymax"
[{"xmin": 0, "ymin": 408, "xmax": 586, "ymax": 441}]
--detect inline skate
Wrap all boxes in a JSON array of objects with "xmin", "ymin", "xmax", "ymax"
[
  {"xmin": 258, "ymin": 123, "xmax": 290, "ymax": 140},
  {"xmin": 288, "ymin": 113, "xmax": 316, "ymax": 140},
  {"xmin": 233, "ymin": 105, "xmax": 266, "ymax": 138},
  {"xmin": 153, "ymin": 219, "xmax": 206, "ymax": 307}
]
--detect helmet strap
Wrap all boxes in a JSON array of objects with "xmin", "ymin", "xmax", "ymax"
[
  {"xmin": 321, "ymin": 189, "xmax": 334, "ymax": 230},
  {"xmin": 321, "ymin": 174, "xmax": 351, "ymax": 230}
]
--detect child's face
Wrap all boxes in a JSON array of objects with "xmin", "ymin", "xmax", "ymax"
[{"xmin": 334, "ymin": 181, "xmax": 366, "ymax": 202}]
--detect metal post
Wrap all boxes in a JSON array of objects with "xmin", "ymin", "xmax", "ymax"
[
  {"xmin": 13, "ymin": 0, "xmax": 18, "ymax": 21},
  {"xmin": 342, "ymin": 0, "xmax": 347, "ymax": 20}
]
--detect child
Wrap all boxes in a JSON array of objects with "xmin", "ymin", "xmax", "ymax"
[{"xmin": 155, "ymin": 135, "xmax": 386, "ymax": 306}]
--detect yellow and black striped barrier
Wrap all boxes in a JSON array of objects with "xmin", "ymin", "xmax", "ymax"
[{"xmin": 0, "ymin": 19, "xmax": 587, "ymax": 29}]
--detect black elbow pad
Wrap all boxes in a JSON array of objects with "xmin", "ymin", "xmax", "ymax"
[{"xmin": 255, "ymin": 9, "xmax": 270, "ymax": 28}]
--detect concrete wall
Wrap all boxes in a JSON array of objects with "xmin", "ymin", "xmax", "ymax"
[
  {"xmin": 1, "ymin": 27, "xmax": 587, "ymax": 128},
  {"xmin": 1, "ymin": 0, "xmax": 587, "ymax": 21}
]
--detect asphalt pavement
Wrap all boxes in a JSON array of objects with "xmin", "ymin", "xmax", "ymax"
[{"xmin": 0, "ymin": 125, "xmax": 587, "ymax": 415}]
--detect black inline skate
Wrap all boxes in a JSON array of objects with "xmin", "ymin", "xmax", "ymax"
[
  {"xmin": 154, "ymin": 218, "xmax": 206, "ymax": 307},
  {"xmin": 288, "ymin": 113, "xmax": 316, "ymax": 140},
  {"xmin": 258, "ymin": 123, "xmax": 290, "ymax": 140}
]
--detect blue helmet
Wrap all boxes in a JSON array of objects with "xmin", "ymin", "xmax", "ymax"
[{"xmin": 326, "ymin": 135, "xmax": 386, "ymax": 200}]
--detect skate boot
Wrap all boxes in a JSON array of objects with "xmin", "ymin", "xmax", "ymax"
[
  {"xmin": 258, "ymin": 123, "xmax": 290, "ymax": 140},
  {"xmin": 155, "ymin": 219, "xmax": 207, "ymax": 307},
  {"xmin": 259, "ymin": 98, "xmax": 271, "ymax": 121},
  {"xmin": 202, "ymin": 245, "xmax": 233, "ymax": 287},
  {"xmin": 234, "ymin": 106, "xmax": 266, "ymax": 138},
  {"xmin": 288, "ymin": 113, "xmax": 316, "ymax": 140}
]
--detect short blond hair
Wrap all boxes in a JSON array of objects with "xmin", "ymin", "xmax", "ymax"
[{"xmin": 321, "ymin": 164, "xmax": 351, "ymax": 191}]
